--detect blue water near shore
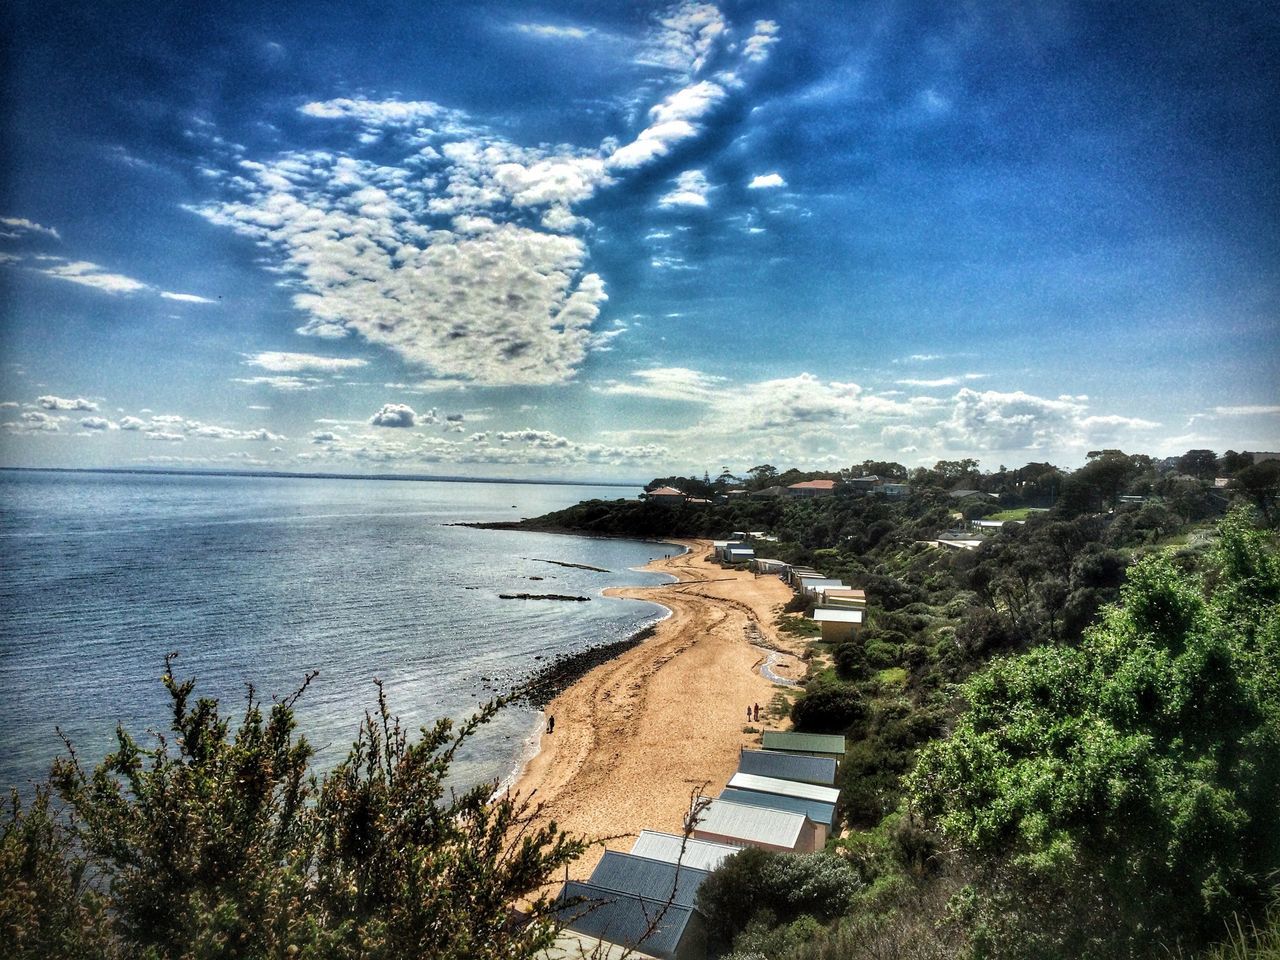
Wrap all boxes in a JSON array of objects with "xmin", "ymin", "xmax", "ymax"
[{"xmin": 0, "ymin": 470, "xmax": 674, "ymax": 794}]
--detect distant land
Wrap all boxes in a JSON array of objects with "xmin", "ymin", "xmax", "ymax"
[{"xmin": 0, "ymin": 466, "xmax": 642, "ymax": 489}]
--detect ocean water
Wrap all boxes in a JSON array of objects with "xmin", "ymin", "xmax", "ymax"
[{"xmin": 0, "ymin": 470, "xmax": 674, "ymax": 794}]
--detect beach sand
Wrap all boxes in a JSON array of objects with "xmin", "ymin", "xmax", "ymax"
[{"xmin": 513, "ymin": 539, "xmax": 807, "ymax": 878}]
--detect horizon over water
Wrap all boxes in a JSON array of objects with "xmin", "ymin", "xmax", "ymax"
[{"xmin": 0, "ymin": 470, "xmax": 673, "ymax": 794}]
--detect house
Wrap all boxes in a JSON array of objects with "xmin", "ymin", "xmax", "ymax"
[
  {"xmin": 874, "ymin": 481, "xmax": 910, "ymax": 498},
  {"xmin": 725, "ymin": 546, "xmax": 755, "ymax": 563},
  {"xmin": 717, "ymin": 788, "xmax": 836, "ymax": 847},
  {"xmin": 751, "ymin": 485, "xmax": 788, "ymax": 498},
  {"xmin": 949, "ymin": 488, "xmax": 996, "ymax": 500},
  {"xmin": 726, "ymin": 771, "xmax": 841, "ymax": 808},
  {"xmin": 843, "ymin": 475, "xmax": 878, "ymax": 494},
  {"xmin": 685, "ymin": 497, "xmax": 713, "ymax": 505},
  {"xmin": 738, "ymin": 748, "xmax": 836, "ymax": 786},
  {"xmin": 554, "ymin": 881, "xmax": 705, "ymax": 960},
  {"xmin": 588, "ymin": 851, "xmax": 710, "ymax": 910},
  {"xmin": 814, "ymin": 587, "xmax": 866, "ymax": 608},
  {"xmin": 811, "ymin": 607, "xmax": 864, "ymax": 642},
  {"xmin": 799, "ymin": 578, "xmax": 846, "ymax": 599},
  {"xmin": 787, "ymin": 479, "xmax": 838, "ymax": 498},
  {"xmin": 760, "ymin": 731, "xmax": 846, "ymax": 759},
  {"xmin": 751, "ymin": 558, "xmax": 788, "ymax": 575},
  {"xmin": 630, "ymin": 831, "xmax": 740, "ymax": 872},
  {"xmin": 935, "ymin": 538, "xmax": 984, "ymax": 551},
  {"xmin": 691, "ymin": 798, "xmax": 820, "ymax": 853},
  {"xmin": 646, "ymin": 487, "xmax": 686, "ymax": 504},
  {"xmin": 541, "ymin": 930, "xmax": 659, "ymax": 960}
]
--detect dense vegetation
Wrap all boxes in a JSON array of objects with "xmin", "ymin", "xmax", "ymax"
[
  {"xmin": 0, "ymin": 662, "xmax": 584, "ymax": 960},
  {"xmin": 513, "ymin": 449, "xmax": 1280, "ymax": 958}
]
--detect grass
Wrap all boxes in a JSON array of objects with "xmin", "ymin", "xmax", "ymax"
[
  {"xmin": 987, "ymin": 507, "xmax": 1049, "ymax": 521},
  {"xmin": 778, "ymin": 615, "xmax": 821, "ymax": 637},
  {"xmin": 875, "ymin": 667, "xmax": 908, "ymax": 687}
]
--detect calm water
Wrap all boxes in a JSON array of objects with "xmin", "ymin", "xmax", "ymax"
[{"xmin": 0, "ymin": 470, "xmax": 673, "ymax": 793}]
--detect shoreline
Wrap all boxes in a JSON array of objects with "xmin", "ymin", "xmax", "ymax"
[{"xmin": 509, "ymin": 538, "xmax": 809, "ymax": 878}]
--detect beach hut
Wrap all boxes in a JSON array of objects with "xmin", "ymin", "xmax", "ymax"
[
  {"xmin": 798, "ymin": 577, "xmax": 845, "ymax": 598},
  {"xmin": 786, "ymin": 567, "xmax": 819, "ymax": 586},
  {"xmin": 541, "ymin": 930, "xmax": 659, "ymax": 960},
  {"xmin": 726, "ymin": 772, "xmax": 841, "ymax": 807},
  {"xmin": 717, "ymin": 788, "xmax": 836, "ymax": 847},
  {"xmin": 760, "ymin": 731, "xmax": 846, "ymax": 760},
  {"xmin": 815, "ymin": 588, "xmax": 866, "ymax": 609},
  {"xmin": 555, "ymin": 881, "xmax": 705, "ymax": 960},
  {"xmin": 751, "ymin": 558, "xmax": 788, "ymax": 575},
  {"xmin": 630, "ymin": 831, "xmax": 740, "ymax": 872},
  {"xmin": 725, "ymin": 546, "xmax": 755, "ymax": 563},
  {"xmin": 811, "ymin": 606, "xmax": 865, "ymax": 642},
  {"xmin": 587, "ymin": 852, "xmax": 709, "ymax": 910},
  {"xmin": 738, "ymin": 748, "xmax": 836, "ymax": 786},
  {"xmin": 691, "ymin": 798, "xmax": 819, "ymax": 853}
]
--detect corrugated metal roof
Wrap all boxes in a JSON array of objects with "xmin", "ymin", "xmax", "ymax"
[
  {"xmin": 801, "ymin": 578, "xmax": 846, "ymax": 591},
  {"xmin": 728, "ymin": 771, "xmax": 841, "ymax": 804},
  {"xmin": 631, "ymin": 831, "xmax": 740, "ymax": 872},
  {"xmin": 762, "ymin": 731, "xmax": 847, "ymax": 755},
  {"xmin": 557, "ymin": 881, "xmax": 694, "ymax": 960},
  {"xmin": 718, "ymin": 787, "xmax": 837, "ymax": 827},
  {"xmin": 813, "ymin": 607, "xmax": 864, "ymax": 624},
  {"xmin": 588, "ymin": 851, "xmax": 709, "ymax": 909},
  {"xmin": 739, "ymin": 749, "xmax": 836, "ymax": 785},
  {"xmin": 819, "ymin": 587, "xmax": 865, "ymax": 598},
  {"xmin": 540, "ymin": 930, "xmax": 659, "ymax": 960},
  {"xmin": 693, "ymin": 798, "xmax": 808, "ymax": 849}
]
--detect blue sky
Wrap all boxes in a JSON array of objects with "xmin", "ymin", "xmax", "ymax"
[{"xmin": 2, "ymin": 0, "xmax": 1277, "ymax": 480}]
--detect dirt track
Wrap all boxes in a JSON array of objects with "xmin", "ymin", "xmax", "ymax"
[{"xmin": 512, "ymin": 539, "xmax": 805, "ymax": 877}]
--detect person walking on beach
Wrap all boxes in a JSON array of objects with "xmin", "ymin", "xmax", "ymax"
[
  {"xmin": 746, "ymin": 705, "xmax": 752, "ymax": 721},
  {"xmin": 546, "ymin": 715, "xmax": 555, "ymax": 735},
  {"xmin": 753, "ymin": 703, "xmax": 760, "ymax": 723}
]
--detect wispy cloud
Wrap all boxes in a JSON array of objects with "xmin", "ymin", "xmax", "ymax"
[
  {"xmin": 659, "ymin": 169, "xmax": 712, "ymax": 207},
  {"xmin": 514, "ymin": 22, "xmax": 593, "ymax": 40},
  {"xmin": 244, "ymin": 351, "xmax": 368, "ymax": 373},
  {"xmin": 896, "ymin": 374, "xmax": 987, "ymax": 388},
  {"xmin": 0, "ymin": 216, "xmax": 61, "ymax": 241},
  {"xmin": 35, "ymin": 260, "xmax": 149, "ymax": 294},
  {"xmin": 160, "ymin": 291, "xmax": 217, "ymax": 304}
]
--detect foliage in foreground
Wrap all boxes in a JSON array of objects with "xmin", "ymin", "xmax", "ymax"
[
  {"xmin": 910, "ymin": 510, "xmax": 1280, "ymax": 958},
  {"xmin": 1, "ymin": 664, "xmax": 585, "ymax": 960}
]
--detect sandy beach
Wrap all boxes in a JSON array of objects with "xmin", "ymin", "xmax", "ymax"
[{"xmin": 514, "ymin": 539, "xmax": 807, "ymax": 877}]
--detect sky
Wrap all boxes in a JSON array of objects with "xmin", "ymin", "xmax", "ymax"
[{"xmin": 2, "ymin": 0, "xmax": 1277, "ymax": 481}]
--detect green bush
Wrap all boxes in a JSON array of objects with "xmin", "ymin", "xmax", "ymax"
[{"xmin": 791, "ymin": 675, "xmax": 866, "ymax": 735}]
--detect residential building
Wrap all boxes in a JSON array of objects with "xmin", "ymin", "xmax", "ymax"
[{"xmin": 787, "ymin": 479, "xmax": 837, "ymax": 497}]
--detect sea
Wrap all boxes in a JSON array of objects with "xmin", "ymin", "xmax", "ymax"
[{"xmin": 0, "ymin": 469, "xmax": 674, "ymax": 796}]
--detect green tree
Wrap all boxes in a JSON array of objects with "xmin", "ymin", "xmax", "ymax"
[
  {"xmin": 2, "ymin": 660, "xmax": 585, "ymax": 960},
  {"xmin": 911, "ymin": 511, "xmax": 1280, "ymax": 958}
]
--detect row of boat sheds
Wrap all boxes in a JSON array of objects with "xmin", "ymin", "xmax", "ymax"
[
  {"xmin": 712, "ymin": 540, "xmax": 870, "ymax": 645},
  {"xmin": 545, "ymin": 731, "xmax": 847, "ymax": 960}
]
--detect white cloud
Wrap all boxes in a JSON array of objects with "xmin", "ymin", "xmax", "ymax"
[
  {"xmin": 38, "ymin": 395, "xmax": 98, "ymax": 411},
  {"xmin": 637, "ymin": 2, "xmax": 726, "ymax": 75},
  {"xmin": 5, "ymin": 410, "xmax": 63, "ymax": 433},
  {"xmin": 35, "ymin": 260, "xmax": 148, "ymax": 294},
  {"xmin": 607, "ymin": 81, "xmax": 726, "ymax": 170},
  {"xmin": 515, "ymin": 22, "xmax": 593, "ymax": 40},
  {"xmin": 232, "ymin": 375, "xmax": 323, "ymax": 391},
  {"xmin": 896, "ymin": 374, "xmax": 987, "ymax": 388},
  {"xmin": 119, "ymin": 416, "xmax": 146, "ymax": 430},
  {"xmin": 160, "ymin": 291, "xmax": 217, "ymax": 304},
  {"xmin": 299, "ymin": 97, "xmax": 444, "ymax": 125},
  {"xmin": 0, "ymin": 217, "xmax": 61, "ymax": 241},
  {"xmin": 79, "ymin": 417, "xmax": 115, "ymax": 431},
  {"xmin": 747, "ymin": 172, "xmax": 785, "ymax": 189},
  {"xmin": 598, "ymin": 366, "xmax": 725, "ymax": 402},
  {"xmin": 369, "ymin": 402, "xmax": 418, "ymax": 428},
  {"xmin": 742, "ymin": 20, "xmax": 780, "ymax": 62},
  {"xmin": 244, "ymin": 351, "xmax": 369, "ymax": 373},
  {"xmin": 659, "ymin": 169, "xmax": 712, "ymax": 207},
  {"xmin": 1213, "ymin": 405, "xmax": 1280, "ymax": 417}
]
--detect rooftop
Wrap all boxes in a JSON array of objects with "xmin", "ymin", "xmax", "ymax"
[
  {"xmin": 727, "ymin": 771, "xmax": 841, "ymax": 805},
  {"xmin": 588, "ymin": 851, "xmax": 709, "ymax": 910},
  {"xmin": 761, "ymin": 731, "xmax": 847, "ymax": 756},
  {"xmin": 812, "ymin": 607, "xmax": 865, "ymax": 624},
  {"xmin": 788, "ymin": 479, "xmax": 837, "ymax": 489},
  {"xmin": 693, "ymin": 798, "xmax": 809, "ymax": 849},
  {"xmin": 738, "ymin": 749, "xmax": 837, "ymax": 785},
  {"xmin": 630, "ymin": 831, "xmax": 740, "ymax": 872},
  {"xmin": 556, "ymin": 881, "xmax": 694, "ymax": 960},
  {"xmin": 718, "ymin": 788, "xmax": 837, "ymax": 828}
]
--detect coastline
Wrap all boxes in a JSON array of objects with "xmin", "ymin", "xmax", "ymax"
[{"xmin": 509, "ymin": 538, "xmax": 809, "ymax": 878}]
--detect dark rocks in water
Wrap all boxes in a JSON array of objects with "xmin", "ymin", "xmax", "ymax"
[
  {"xmin": 529, "ymin": 576, "xmax": 544, "ymax": 580},
  {"xmin": 532, "ymin": 558, "xmax": 610, "ymax": 573},
  {"xmin": 514, "ymin": 624, "xmax": 659, "ymax": 708},
  {"xmin": 498, "ymin": 592, "xmax": 590, "ymax": 602}
]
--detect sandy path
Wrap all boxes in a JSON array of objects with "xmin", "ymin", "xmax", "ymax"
[{"xmin": 513, "ymin": 539, "xmax": 804, "ymax": 878}]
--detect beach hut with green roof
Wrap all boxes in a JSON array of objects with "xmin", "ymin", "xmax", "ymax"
[{"xmin": 761, "ymin": 731, "xmax": 846, "ymax": 760}]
